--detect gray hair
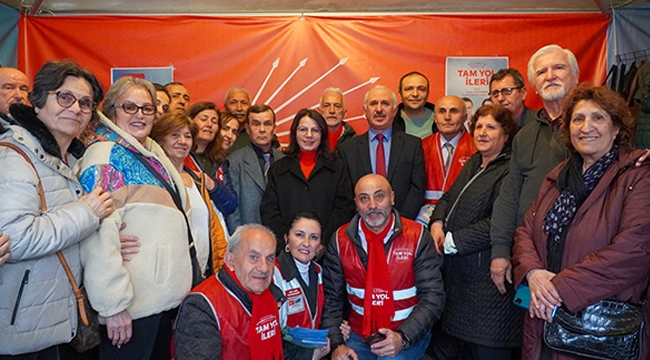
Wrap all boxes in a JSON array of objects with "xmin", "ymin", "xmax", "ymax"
[
  {"xmin": 224, "ymin": 87, "xmax": 250, "ymax": 105},
  {"xmin": 320, "ymin": 87, "xmax": 346, "ymax": 108},
  {"xmin": 103, "ymin": 76, "xmax": 156, "ymax": 121},
  {"xmin": 527, "ymin": 44, "xmax": 579, "ymax": 85},
  {"xmin": 227, "ymin": 223, "xmax": 277, "ymax": 253},
  {"xmin": 363, "ymin": 85, "xmax": 397, "ymax": 110}
]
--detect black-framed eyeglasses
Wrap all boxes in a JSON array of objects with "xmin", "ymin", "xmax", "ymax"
[
  {"xmin": 48, "ymin": 91, "xmax": 96, "ymax": 114},
  {"xmin": 489, "ymin": 87, "xmax": 523, "ymax": 98},
  {"xmin": 116, "ymin": 101, "xmax": 156, "ymax": 115}
]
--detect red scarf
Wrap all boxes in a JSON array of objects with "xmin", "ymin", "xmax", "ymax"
[
  {"xmin": 299, "ymin": 150, "xmax": 317, "ymax": 180},
  {"xmin": 328, "ymin": 124, "xmax": 343, "ymax": 149},
  {"xmin": 226, "ymin": 268, "xmax": 284, "ymax": 360},
  {"xmin": 360, "ymin": 214, "xmax": 395, "ymax": 337}
]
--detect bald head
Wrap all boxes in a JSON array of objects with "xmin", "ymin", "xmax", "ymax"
[
  {"xmin": 434, "ymin": 95, "xmax": 467, "ymax": 141},
  {"xmin": 354, "ymin": 174, "xmax": 395, "ymax": 233},
  {"xmin": 0, "ymin": 67, "xmax": 29, "ymax": 115}
]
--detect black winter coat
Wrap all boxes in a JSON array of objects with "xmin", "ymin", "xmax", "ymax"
[
  {"xmin": 431, "ymin": 149, "xmax": 524, "ymax": 348},
  {"xmin": 260, "ymin": 154, "xmax": 355, "ymax": 252}
]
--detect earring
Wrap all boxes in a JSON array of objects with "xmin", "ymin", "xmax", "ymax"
[{"xmin": 285, "ymin": 244, "xmax": 290, "ymax": 252}]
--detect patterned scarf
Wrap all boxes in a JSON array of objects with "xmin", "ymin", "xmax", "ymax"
[{"xmin": 543, "ymin": 145, "xmax": 618, "ymax": 268}]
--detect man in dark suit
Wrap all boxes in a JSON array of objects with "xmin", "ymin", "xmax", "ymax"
[
  {"xmin": 338, "ymin": 85, "xmax": 425, "ymax": 220},
  {"xmin": 226, "ymin": 104, "xmax": 284, "ymax": 232}
]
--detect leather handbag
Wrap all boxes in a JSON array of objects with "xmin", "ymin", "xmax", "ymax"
[
  {"xmin": 0, "ymin": 142, "xmax": 100, "ymax": 352},
  {"xmin": 543, "ymin": 299, "xmax": 643, "ymax": 360},
  {"xmin": 58, "ymin": 254, "xmax": 101, "ymax": 353}
]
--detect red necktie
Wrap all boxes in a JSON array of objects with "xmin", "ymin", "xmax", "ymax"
[{"xmin": 375, "ymin": 134, "xmax": 386, "ymax": 177}]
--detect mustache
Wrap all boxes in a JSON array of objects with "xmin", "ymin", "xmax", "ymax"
[
  {"xmin": 363, "ymin": 209, "xmax": 386, "ymax": 216},
  {"xmin": 232, "ymin": 110, "xmax": 246, "ymax": 116},
  {"xmin": 543, "ymin": 81, "xmax": 561, "ymax": 90}
]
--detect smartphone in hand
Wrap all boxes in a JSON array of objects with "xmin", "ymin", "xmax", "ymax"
[
  {"xmin": 513, "ymin": 284, "xmax": 531, "ymax": 309},
  {"xmin": 362, "ymin": 332, "xmax": 386, "ymax": 346}
]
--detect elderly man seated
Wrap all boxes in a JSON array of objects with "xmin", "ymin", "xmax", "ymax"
[{"xmin": 174, "ymin": 224, "xmax": 285, "ymax": 360}]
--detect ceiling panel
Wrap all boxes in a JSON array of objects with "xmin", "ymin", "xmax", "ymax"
[{"xmin": 1, "ymin": 0, "xmax": 647, "ymax": 14}]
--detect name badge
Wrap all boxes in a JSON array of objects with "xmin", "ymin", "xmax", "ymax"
[{"xmin": 286, "ymin": 287, "xmax": 305, "ymax": 314}]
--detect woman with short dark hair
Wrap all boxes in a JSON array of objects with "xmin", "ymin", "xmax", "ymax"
[
  {"xmin": 429, "ymin": 104, "xmax": 521, "ymax": 359},
  {"xmin": 0, "ymin": 61, "xmax": 114, "ymax": 357}
]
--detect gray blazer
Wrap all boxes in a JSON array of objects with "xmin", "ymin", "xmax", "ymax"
[{"xmin": 226, "ymin": 143, "xmax": 285, "ymax": 233}]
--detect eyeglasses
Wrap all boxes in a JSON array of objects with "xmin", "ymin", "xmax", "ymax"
[
  {"xmin": 297, "ymin": 126, "xmax": 321, "ymax": 136},
  {"xmin": 489, "ymin": 87, "xmax": 522, "ymax": 98},
  {"xmin": 116, "ymin": 101, "xmax": 156, "ymax": 115},
  {"xmin": 48, "ymin": 91, "xmax": 96, "ymax": 114}
]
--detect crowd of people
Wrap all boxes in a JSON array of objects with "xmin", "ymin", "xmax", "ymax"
[{"xmin": 1, "ymin": 42, "xmax": 650, "ymax": 360}]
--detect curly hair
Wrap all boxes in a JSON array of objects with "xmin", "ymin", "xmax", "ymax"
[
  {"xmin": 470, "ymin": 105, "xmax": 518, "ymax": 149},
  {"xmin": 560, "ymin": 83, "xmax": 634, "ymax": 152}
]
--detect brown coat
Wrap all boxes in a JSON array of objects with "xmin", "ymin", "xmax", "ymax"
[{"xmin": 512, "ymin": 147, "xmax": 650, "ymax": 360}]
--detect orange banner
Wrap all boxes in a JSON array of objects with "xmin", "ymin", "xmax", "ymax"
[{"xmin": 18, "ymin": 14, "xmax": 609, "ymax": 141}]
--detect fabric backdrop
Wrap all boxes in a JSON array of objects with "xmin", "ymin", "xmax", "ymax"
[
  {"xmin": 0, "ymin": 3, "xmax": 20, "ymax": 67},
  {"xmin": 18, "ymin": 14, "xmax": 609, "ymax": 142}
]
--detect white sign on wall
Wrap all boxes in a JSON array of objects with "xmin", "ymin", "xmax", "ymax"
[{"xmin": 446, "ymin": 57, "xmax": 509, "ymax": 111}]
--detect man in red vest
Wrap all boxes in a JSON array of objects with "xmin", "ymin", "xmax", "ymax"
[
  {"xmin": 418, "ymin": 95, "xmax": 477, "ymax": 226},
  {"xmin": 322, "ymin": 174, "xmax": 445, "ymax": 360},
  {"xmin": 174, "ymin": 224, "xmax": 286, "ymax": 360}
]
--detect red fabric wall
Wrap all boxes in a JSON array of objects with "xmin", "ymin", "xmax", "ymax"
[{"xmin": 18, "ymin": 14, "xmax": 609, "ymax": 141}]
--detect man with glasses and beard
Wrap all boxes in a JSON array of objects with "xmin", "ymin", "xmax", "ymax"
[{"xmin": 322, "ymin": 174, "xmax": 444, "ymax": 360}]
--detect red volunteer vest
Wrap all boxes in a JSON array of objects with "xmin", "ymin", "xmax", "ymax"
[
  {"xmin": 273, "ymin": 260, "xmax": 324, "ymax": 330},
  {"xmin": 336, "ymin": 217, "xmax": 422, "ymax": 336},
  {"xmin": 193, "ymin": 275, "xmax": 280, "ymax": 360},
  {"xmin": 421, "ymin": 131, "xmax": 476, "ymax": 205}
]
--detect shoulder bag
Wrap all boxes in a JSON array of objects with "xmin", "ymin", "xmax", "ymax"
[{"xmin": 0, "ymin": 142, "xmax": 100, "ymax": 353}]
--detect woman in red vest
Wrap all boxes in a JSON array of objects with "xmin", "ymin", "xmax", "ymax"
[
  {"xmin": 273, "ymin": 211, "xmax": 352, "ymax": 359},
  {"xmin": 273, "ymin": 211, "xmax": 328, "ymax": 359}
]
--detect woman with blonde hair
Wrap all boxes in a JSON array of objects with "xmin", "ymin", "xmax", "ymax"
[{"xmin": 78, "ymin": 76, "xmax": 192, "ymax": 359}]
